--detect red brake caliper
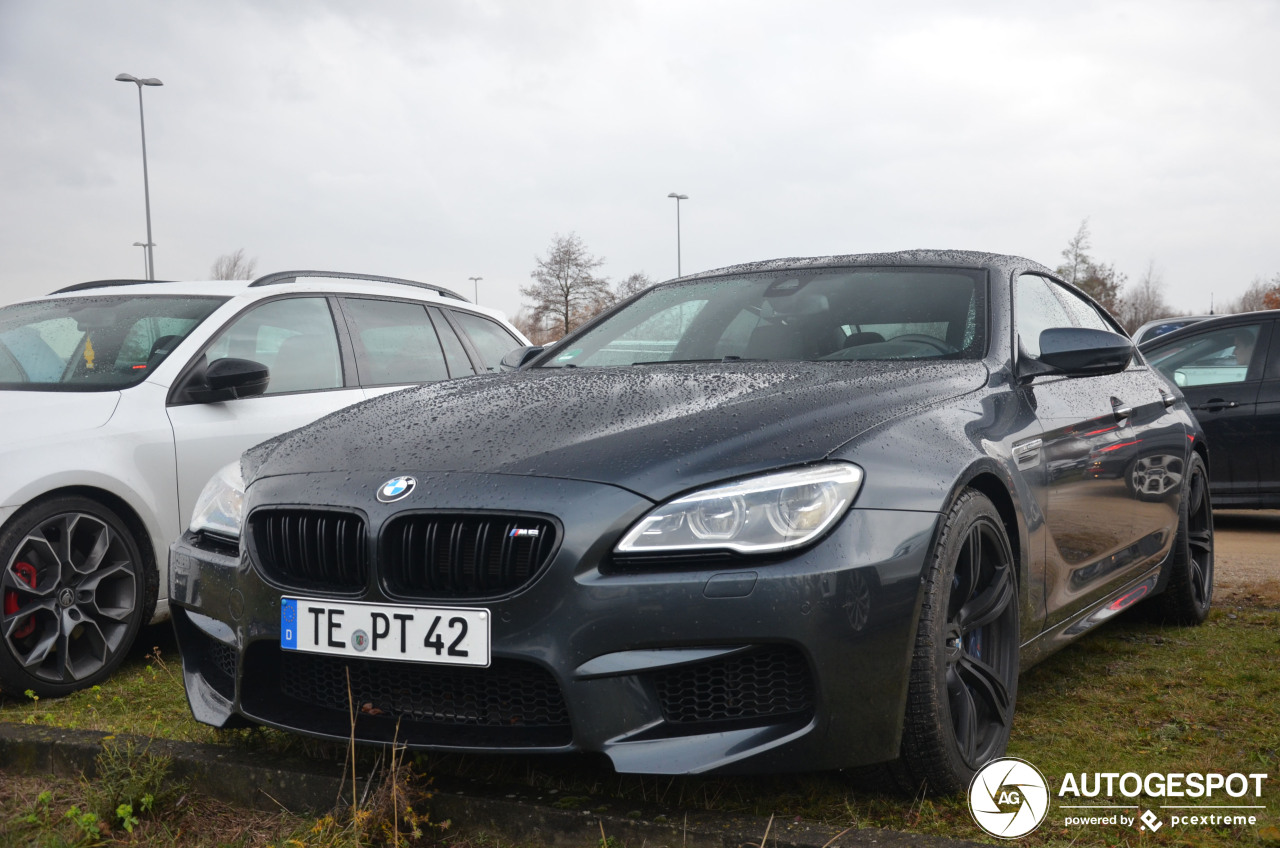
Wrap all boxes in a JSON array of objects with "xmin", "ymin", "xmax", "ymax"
[{"xmin": 4, "ymin": 562, "xmax": 38, "ymax": 639}]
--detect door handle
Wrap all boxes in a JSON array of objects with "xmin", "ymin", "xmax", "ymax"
[
  {"xmin": 1112, "ymin": 403, "xmax": 1133, "ymax": 422},
  {"xmin": 1193, "ymin": 399, "xmax": 1238, "ymax": 413},
  {"xmin": 1160, "ymin": 390, "xmax": 1176, "ymax": 408}
]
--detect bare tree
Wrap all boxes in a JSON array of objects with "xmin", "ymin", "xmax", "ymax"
[
  {"xmin": 1057, "ymin": 219, "xmax": 1093, "ymax": 287},
  {"xmin": 1116, "ymin": 261, "xmax": 1174, "ymax": 333},
  {"xmin": 511, "ymin": 308, "xmax": 558, "ymax": 346},
  {"xmin": 521, "ymin": 233, "xmax": 611, "ymax": 339},
  {"xmin": 1225, "ymin": 274, "xmax": 1280, "ymax": 313},
  {"xmin": 615, "ymin": 271, "xmax": 655, "ymax": 300},
  {"xmin": 210, "ymin": 248, "xmax": 258, "ymax": 280},
  {"xmin": 1054, "ymin": 219, "xmax": 1126, "ymax": 316}
]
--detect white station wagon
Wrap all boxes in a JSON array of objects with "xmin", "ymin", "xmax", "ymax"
[{"xmin": 0, "ymin": 271, "xmax": 528, "ymax": 697}]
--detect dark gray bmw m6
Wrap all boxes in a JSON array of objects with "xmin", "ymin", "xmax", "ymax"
[{"xmin": 170, "ymin": 250, "xmax": 1214, "ymax": 793}]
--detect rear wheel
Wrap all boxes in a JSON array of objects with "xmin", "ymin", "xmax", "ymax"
[
  {"xmin": 0, "ymin": 497, "xmax": 154, "ymax": 697},
  {"xmin": 1152, "ymin": 453, "xmax": 1213, "ymax": 625},
  {"xmin": 891, "ymin": 489, "xmax": 1019, "ymax": 795}
]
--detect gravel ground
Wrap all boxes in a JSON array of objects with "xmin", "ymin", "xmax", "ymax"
[{"xmin": 1213, "ymin": 509, "xmax": 1280, "ymax": 604}]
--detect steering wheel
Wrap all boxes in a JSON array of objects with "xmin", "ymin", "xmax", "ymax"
[{"xmin": 887, "ymin": 334, "xmax": 959, "ymax": 355}]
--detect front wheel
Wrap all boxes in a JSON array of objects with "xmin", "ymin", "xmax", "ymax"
[
  {"xmin": 1151, "ymin": 453, "xmax": 1213, "ymax": 625},
  {"xmin": 0, "ymin": 497, "xmax": 155, "ymax": 697},
  {"xmin": 891, "ymin": 489, "xmax": 1020, "ymax": 795}
]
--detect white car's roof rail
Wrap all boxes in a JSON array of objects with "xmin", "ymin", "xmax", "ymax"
[
  {"xmin": 50, "ymin": 279, "xmax": 177, "ymax": 294},
  {"xmin": 250, "ymin": 270, "xmax": 469, "ymax": 302}
]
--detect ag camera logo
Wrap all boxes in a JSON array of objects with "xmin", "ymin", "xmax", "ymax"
[{"xmin": 969, "ymin": 758, "xmax": 1051, "ymax": 839}]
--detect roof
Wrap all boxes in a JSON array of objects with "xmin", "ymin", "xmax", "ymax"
[{"xmin": 677, "ymin": 249, "xmax": 1053, "ymax": 283}]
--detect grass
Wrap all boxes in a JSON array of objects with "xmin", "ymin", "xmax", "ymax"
[{"xmin": 3, "ymin": 588, "xmax": 1280, "ymax": 847}]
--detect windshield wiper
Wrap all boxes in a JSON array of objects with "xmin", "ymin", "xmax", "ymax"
[{"xmin": 631, "ymin": 356, "xmax": 762, "ymax": 365}]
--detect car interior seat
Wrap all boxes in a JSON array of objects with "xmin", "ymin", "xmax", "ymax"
[{"xmin": 266, "ymin": 333, "xmax": 341, "ymax": 393}]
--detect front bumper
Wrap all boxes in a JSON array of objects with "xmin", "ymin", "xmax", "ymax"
[{"xmin": 170, "ymin": 470, "xmax": 938, "ymax": 774}]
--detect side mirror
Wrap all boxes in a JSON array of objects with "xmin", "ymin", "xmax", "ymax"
[
  {"xmin": 1030, "ymin": 328, "xmax": 1134, "ymax": 378},
  {"xmin": 206, "ymin": 357, "xmax": 270, "ymax": 396},
  {"xmin": 183, "ymin": 357, "xmax": 270, "ymax": 403},
  {"xmin": 500, "ymin": 345, "xmax": 544, "ymax": 370}
]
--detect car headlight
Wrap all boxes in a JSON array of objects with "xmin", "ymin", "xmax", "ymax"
[
  {"xmin": 189, "ymin": 461, "xmax": 247, "ymax": 540},
  {"xmin": 616, "ymin": 464, "xmax": 863, "ymax": 555}
]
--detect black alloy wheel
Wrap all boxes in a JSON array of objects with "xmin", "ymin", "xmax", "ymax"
[
  {"xmin": 1152, "ymin": 453, "xmax": 1213, "ymax": 625},
  {"xmin": 893, "ymin": 489, "xmax": 1020, "ymax": 795},
  {"xmin": 0, "ymin": 497, "xmax": 153, "ymax": 697}
]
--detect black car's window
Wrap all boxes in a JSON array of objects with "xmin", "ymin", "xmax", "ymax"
[
  {"xmin": 342, "ymin": 298, "xmax": 451, "ymax": 385},
  {"xmin": 542, "ymin": 269, "xmax": 985, "ymax": 367},
  {"xmin": 1052, "ymin": 281, "xmax": 1114, "ymax": 333},
  {"xmin": 429, "ymin": 308, "xmax": 476, "ymax": 378},
  {"xmin": 450, "ymin": 310, "xmax": 523, "ymax": 371},
  {"xmin": 1015, "ymin": 274, "xmax": 1073, "ymax": 357},
  {"xmin": 1146, "ymin": 324, "xmax": 1263, "ymax": 388},
  {"xmin": 0, "ymin": 295, "xmax": 226, "ymax": 391},
  {"xmin": 205, "ymin": 297, "xmax": 343, "ymax": 394},
  {"xmin": 1266, "ymin": 325, "xmax": 1280, "ymax": 380}
]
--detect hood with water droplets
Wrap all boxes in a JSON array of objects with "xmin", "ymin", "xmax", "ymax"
[{"xmin": 244, "ymin": 361, "xmax": 988, "ymax": 501}]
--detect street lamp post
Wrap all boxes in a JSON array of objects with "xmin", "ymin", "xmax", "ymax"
[
  {"xmin": 469, "ymin": 276, "xmax": 483, "ymax": 304},
  {"xmin": 132, "ymin": 242, "xmax": 153, "ymax": 279},
  {"xmin": 116, "ymin": 73, "xmax": 163, "ymax": 280},
  {"xmin": 667, "ymin": 193, "xmax": 688, "ymax": 277}
]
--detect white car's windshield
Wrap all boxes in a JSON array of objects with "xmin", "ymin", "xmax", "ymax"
[
  {"xmin": 0, "ymin": 295, "xmax": 227, "ymax": 391},
  {"xmin": 539, "ymin": 267, "xmax": 986, "ymax": 368}
]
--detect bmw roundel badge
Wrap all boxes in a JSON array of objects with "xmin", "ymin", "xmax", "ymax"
[{"xmin": 377, "ymin": 476, "xmax": 416, "ymax": 503}]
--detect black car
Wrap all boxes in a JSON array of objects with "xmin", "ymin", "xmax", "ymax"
[
  {"xmin": 170, "ymin": 250, "xmax": 1213, "ymax": 794},
  {"xmin": 1140, "ymin": 309, "xmax": 1280, "ymax": 508}
]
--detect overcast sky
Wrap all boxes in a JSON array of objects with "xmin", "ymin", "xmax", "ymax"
[{"xmin": 2, "ymin": 0, "xmax": 1278, "ymax": 317}]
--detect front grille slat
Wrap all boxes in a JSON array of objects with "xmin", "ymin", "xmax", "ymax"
[
  {"xmin": 250, "ymin": 510, "xmax": 551, "ymax": 597},
  {"xmin": 382, "ymin": 514, "xmax": 556, "ymax": 599},
  {"xmin": 249, "ymin": 509, "xmax": 368, "ymax": 591}
]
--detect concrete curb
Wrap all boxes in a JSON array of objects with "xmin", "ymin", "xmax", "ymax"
[{"xmin": 0, "ymin": 723, "xmax": 984, "ymax": 848}]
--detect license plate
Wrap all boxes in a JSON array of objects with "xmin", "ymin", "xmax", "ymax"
[{"xmin": 281, "ymin": 597, "xmax": 490, "ymax": 667}]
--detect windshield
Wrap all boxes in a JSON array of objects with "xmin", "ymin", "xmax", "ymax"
[
  {"xmin": 540, "ymin": 267, "xmax": 986, "ymax": 368},
  {"xmin": 0, "ymin": 294, "xmax": 228, "ymax": 391}
]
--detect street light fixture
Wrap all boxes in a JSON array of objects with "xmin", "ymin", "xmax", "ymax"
[
  {"xmin": 667, "ymin": 192, "xmax": 688, "ymax": 277},
  {"xmin": 468, "ymin": 276, "xmax": 483, "ymax": 304},
  {"xmin": 116, "ymin": 73, "xmax": 163, "ymax": 280},
  {"xmin": 132, "ymin": 241, "xmax": 154, "ymax": 279}
]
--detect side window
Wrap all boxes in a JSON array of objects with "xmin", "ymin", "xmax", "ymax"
[
  {"xmin": 1149, "ymin": 324, "xmax": 1263, "ymax": 388},
  {"xmin": 1267, "ymin": 323, "xmax": 1280, "ymax": 380},
  {"xmin": 450, "ymin": 310, "xmax": 522, "ymax": 372},
  {"xmin": 342, "ymin": 298, "xmax": 450, "ymax": 385},
  {"xmin": 205, "ymin": 297, "xmax": 342, "ymax": 395},
  {"xmin": 428, "ymin": 308, "xmax": 475, "ymax": 377},
  {"xmin": 1051, "ymin": 283, "xmax": 1113, "ymax": 332},
  {"xmin": 1015, "ymin": 274, "xmax": 1072, "ymax": 357}
]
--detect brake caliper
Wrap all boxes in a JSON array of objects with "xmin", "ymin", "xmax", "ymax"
[{"xmin": 4, "ymin": 561, "xmax": 38, "ymax": 640}]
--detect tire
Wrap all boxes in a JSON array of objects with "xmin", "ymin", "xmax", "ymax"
[
  {"xmin": 890, "ymin": 489, "xmax": 1020, "ymax": 795},
  {"xmin": 1151, "ymin": 453, "xmax": 1213, "ymax": 625},
  {"xmin": 0, "ymin": 497, "xmax": 155, "ymax": 698}
]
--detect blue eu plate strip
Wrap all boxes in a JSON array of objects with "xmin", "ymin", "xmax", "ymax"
[{"xmin": 281, "ymin": 598, "xmax": 298, "ymax": 649}]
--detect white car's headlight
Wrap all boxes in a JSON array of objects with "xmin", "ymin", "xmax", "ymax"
[
  {"xmin": 189, "ymin": 461, "xmax": 247, "ymax": 540},
  {"xmin": 615, "ymin": 464, "xmax": 863, "ymax": 555}
]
